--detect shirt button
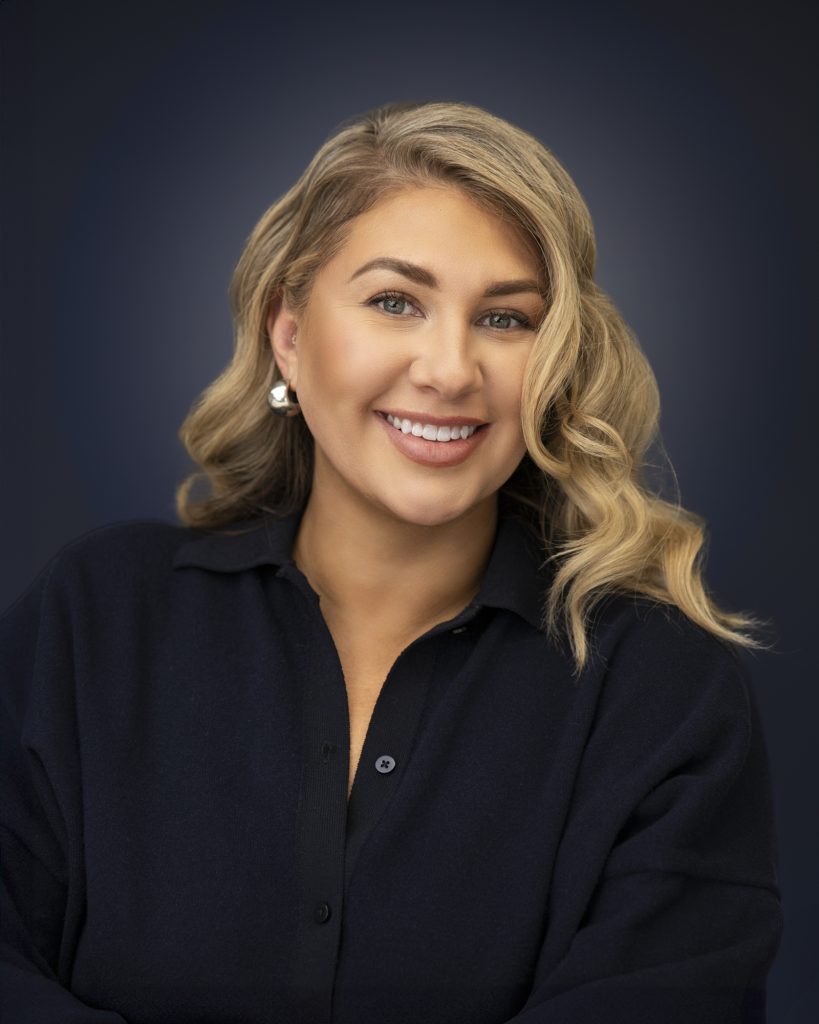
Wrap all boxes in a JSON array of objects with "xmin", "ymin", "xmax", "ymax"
[
  {"xmin": 375, "ymin": 755, "xmax": 396, "ymax": 774},
  {"xmin": 314, "ymin": 902, "xmax": 332, "ymax": 924},
  {"xmin": 451, "ymin": 626, "xmax": 468, "ymax": 634}
]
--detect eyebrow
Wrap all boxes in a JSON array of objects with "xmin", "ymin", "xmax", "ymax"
[{"xmin": 348, "ymin": 257, "xmax": 545, "ymax": 298}]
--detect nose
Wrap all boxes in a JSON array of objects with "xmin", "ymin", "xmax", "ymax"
[{"xmin": 407, "ymin": 320, "xmax": 482, "ymax": 399}]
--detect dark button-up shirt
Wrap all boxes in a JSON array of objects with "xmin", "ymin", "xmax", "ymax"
[{"xmin": 0, "ymin": 511, "xmax": 783, "ymax": 1022}]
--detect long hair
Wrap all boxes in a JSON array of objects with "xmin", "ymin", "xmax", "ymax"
[{"xmin": 176, "ymin": 100, "xmax": 764, "ymax": 670}]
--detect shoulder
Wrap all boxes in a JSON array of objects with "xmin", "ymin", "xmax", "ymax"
[
  {"xmin": 1, "ymin": 520, "xmax": 198, "ymax": 623},
  {"xmin": 0, "ymin": 521, "xmax": 215, "ymax": 715},
  {"xmin": 585, "ymin": 594, "xmax": 753, "ymax": 735},
  {"xmin": 47, "ymin": 518, "xmax": 192, "ymax": 579},
  {"xmin": 0, "ymin": 521, "xmax": 192, "ymax": 719},
  {"xmin": 56, "ymin": 518, "xmax": 189, "ymax": 568},
  {"xmin": 593, "ymin": 594, "xmax": 742, "ymax": 663}
]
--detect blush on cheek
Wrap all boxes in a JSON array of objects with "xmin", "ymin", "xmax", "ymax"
[{"xmin": 335, "ymin": 345, "xmax": 406, "ymax": 398}]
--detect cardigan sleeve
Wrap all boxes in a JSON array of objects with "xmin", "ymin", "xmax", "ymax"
[
  {"xmin": 0, "ymin": 561, "xmax": 129, "ymax": 1022},
  {"xmin": 501, "ymin": 609, "xmax": 783, "ymax": 1023}
]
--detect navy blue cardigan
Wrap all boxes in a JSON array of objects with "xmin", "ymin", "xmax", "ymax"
[{"xmin": 0, "ymin": 511, "xmax": 782, "ymax": 1022}]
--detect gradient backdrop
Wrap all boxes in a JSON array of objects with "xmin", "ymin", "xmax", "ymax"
[{"xmin": 2, "ymin": 1, "xmax": 817, "ymax": 1020}]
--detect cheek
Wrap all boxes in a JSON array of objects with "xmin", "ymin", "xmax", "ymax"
[
  {"xmin": 489, "ymin": 354, "xmax": 528, "ymax": 426},
  {"xmin": 303, "ymin": 325, "xmax": 403, "ymax": 404}
]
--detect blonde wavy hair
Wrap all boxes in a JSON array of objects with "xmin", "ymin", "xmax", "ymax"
[{"xmin": 177, "ymin": 99, "xmax": 763, "ymax": 670}]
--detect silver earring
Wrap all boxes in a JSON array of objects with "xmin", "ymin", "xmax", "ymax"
[{"xmin": 267, "ymin": 380, "xmax": 301, "ymax": 417}]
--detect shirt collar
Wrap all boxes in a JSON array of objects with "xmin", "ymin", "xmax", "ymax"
[{"xmin": 173, "ymin": 508, "xmax": 549, "ymax": 630}]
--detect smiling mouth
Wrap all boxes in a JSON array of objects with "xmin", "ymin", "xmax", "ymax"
[{"xmin": 380, "ymin": 412, "xmax": 488, "ymax": 443}]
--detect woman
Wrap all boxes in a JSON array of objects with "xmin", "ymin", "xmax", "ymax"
[{"xmin": 1, "ymin": 101, "xmax": 782, "ymax": 1022}]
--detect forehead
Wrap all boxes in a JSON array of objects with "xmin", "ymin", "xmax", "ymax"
[{"xmin": 325, "ymin": 185, "xmax": 543, "ymax": 285}]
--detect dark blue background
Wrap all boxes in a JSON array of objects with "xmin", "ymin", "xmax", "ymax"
[{"xmin": 2, "ymin": 1, "xmax": 816, "ymax": 1019}]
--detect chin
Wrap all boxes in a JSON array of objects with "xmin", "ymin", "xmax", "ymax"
[
  {"xmin": 377, "ymin": 487, "xmax": 492, "ymax": 530},
  {"xmin": 390, "ymin": 507, "xmax": 465, "ymax": 529}
]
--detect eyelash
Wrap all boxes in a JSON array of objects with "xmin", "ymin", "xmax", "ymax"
[{"xmin": 368, "ymin": 289, "xmax": 532, "ymax": 331}]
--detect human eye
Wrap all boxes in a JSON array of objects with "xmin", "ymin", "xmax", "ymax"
[
  {"xmin": 368, "ymin": 290, "xmax": 422, "ymax": 317},
  {"xmin": 478, "ymin": 309, "xmax": 532, "ymax": 331}
]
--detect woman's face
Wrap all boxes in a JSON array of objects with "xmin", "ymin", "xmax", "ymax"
[{"xmin": 271, "ymin": 185, "xmax": 546, "ymax": 528}]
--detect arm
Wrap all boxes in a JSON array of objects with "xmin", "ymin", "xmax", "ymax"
[
  {"xmin": 1, "ymin": 565, "xmax": 128, "ymax": 1022},
  {"xmin": 505, "ymin": 616, "xmax": 783, "ymax": 1023}
]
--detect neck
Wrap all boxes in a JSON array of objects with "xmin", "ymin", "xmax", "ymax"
[{"xmin": 293, "ymin": 484, "xmax": 498, "ymax": 639}]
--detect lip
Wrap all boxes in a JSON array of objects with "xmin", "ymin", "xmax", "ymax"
[
  {"xmin": 378, "ymin": 408, "xmax": 488, "ymax": 428},
  {"xmin": 375, "ymin": 411, "xmax": 489, "ymax": 468}
]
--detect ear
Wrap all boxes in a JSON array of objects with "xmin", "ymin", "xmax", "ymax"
[{"xmin": 266, "ymin": 296, "xmax": 300, "ymax": 389}]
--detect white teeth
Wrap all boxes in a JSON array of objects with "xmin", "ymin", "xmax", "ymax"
[{"xmin": 385, "ymin": 413, "xmax": 479, "ymax": 442}]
